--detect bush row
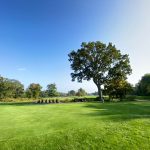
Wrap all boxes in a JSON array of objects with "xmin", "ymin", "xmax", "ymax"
[{"xmin": 36, "ymin": 97, "xmax": 99, "ymax": 104}]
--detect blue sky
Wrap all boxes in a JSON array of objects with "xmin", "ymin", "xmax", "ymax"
[{"xmin": 0, "ymin": 0, "xmax": 150, "ymax": 92}]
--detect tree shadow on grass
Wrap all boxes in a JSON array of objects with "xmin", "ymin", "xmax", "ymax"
[{"xmin": 83, "ymin": 102, "xmax": 150, "ymax": 121}]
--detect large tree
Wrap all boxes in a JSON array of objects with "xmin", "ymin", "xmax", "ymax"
[
  {"xmin": 8, "ymin": 79, "xmax": 24, "ymax": 98},
  {"xmin": 68, "ymin": 90, "xmax": 76, "ymax": 96},
  {"xmin": 46, "ymin": 83, "xmax": 58, "ymax": 97},
  {"xmin": 68, "ymin": 41, "xmax": 132, "ymax": 102},
  {"xmin": 0, "ymin": 76, "xmax": 24, "ymax": 99},
  {"xmin": 0, "ymin": 76, "xmax": 8, "ymax": 99},
  {"xmin": 76, "ymin": 88, "xmax": 87, "ymax": 96},
  {"xmin": 104, "ymin": 79, "xmax": 133, "ymax": 100},
  {"xmin": 26, "ymin": 83, "xmax": 42, "ymax": 99},
  {"xmin": 135, "ymin": 74, "xmax": 150, "ymax": 96}
]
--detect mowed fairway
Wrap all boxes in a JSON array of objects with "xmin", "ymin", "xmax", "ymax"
[{"xmin": 0, "ymin": 101, "xmax": 150, "ymax": 150}]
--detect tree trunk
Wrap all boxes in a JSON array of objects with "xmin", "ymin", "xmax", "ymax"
[{"xmin": 97, "ymin": 85, "xmax": 104, "ymax": 103}]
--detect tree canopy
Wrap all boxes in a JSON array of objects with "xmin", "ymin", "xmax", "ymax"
[
  {"xmin": 68, "ymin": 41, "xmax": 132, "ymax": 102},
  {"xmin": 104, "ymin": 79, "xmax": 133, "ymax": 100},
  {"xmin": 0, "ymin": 76, "xmax": 24, "ymax": 99},
  {"xmin": 135, "ymin": 74, "xmax": 150, "ymax": 96},
  {"xmin": 76, "ymin": 88, "xmax": 87, "ymax": 96},
  {"xmin": 67, "ymin": 90, "xmax": 76, "ymax": 96},
  {"xmin": 26, "ymin": 83, "xmax": 42, "ymax": 99},
  {"xmin": 46, "ymin": 83, "xmax": 58, "ymax": 97}
]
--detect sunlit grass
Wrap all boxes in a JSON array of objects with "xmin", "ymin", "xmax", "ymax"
[{"xmin": 0, "ymin": 101, "xmax": 150, "ymax": 150}]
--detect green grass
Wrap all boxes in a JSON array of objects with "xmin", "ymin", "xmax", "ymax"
[{"xmin": 0, "ymin": 101, "xmax": 150, "ymax": 150}]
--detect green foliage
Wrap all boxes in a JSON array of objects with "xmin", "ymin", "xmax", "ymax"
[
  {"xmin": 67, "ymin": 90, "xmax": 76, "ymax": 96},
  {"xmin": 105, "ymin": 79, "xmax": 133, "ymax": 100},
  {"xmin": 40, "ymin": 90, "xmax": 48, "ymax": 98},
  {"xmin": 10, "ymin": 79, "xmax": 24, "ymax": 98},
  {"xmin": 135, "ymin": 74, "xmax": 150, "ymax": 96},
  {"xmin": 76, "ymin": 88, "xmax": 87, "ymax": 96},
  {"xmin": 26, "ymin": 83, "xmax": 42, "ymax": 99},
  {"xmin": 46, "ymin": 83, "xmax": 59, "ymax": 97},
  {"xmin": 0, "ymin": 75, "xmax": 24, "ymax": 99},
  {"xmin": 68, "ymin": 41, "xmax": 132, "ymax": 101}
]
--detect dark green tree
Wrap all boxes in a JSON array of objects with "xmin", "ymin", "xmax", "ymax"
[
  {"xmin": 68, "ymin": 41, "xmax": 132, "ymax": 102},
  {"xmin": 67, "ymin": 90, "xmax": 76, "ymax": 96},
  {"xmin": 46, "ymin": 83, "xmax": 58, "ymax": 97},
  {"xmin": 40, "ymin": 90, "xmax": 48, "ymax": 98},
  {"xmin": 0, "ymin": 76, "xmax": 24, "ymax": 99},
  {"xmin": 0, "ymin": 76, "xmax": 8, "ymax": 99},
  {"xmin": 10, "ymin": 80, "xmax": 24, "ymax": 98},
  {"xmin": 105, "ymin": 79, "xmax": 133, "ymax": 100},
  {"xmin": 76, "ymin": 88, "xmax": 87, "ymax": 96},
  {"xmin": 26, "ymin": 83, "xmax": 42, "ymax": 99},
  {"xmin": 135, "ymin": 74, "xmax": 150, "ymax": 96}
]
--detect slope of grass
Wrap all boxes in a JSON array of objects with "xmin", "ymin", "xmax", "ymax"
[{"xmin": 0, "ymin": 101, "xmax": 150, "ymax": 150}]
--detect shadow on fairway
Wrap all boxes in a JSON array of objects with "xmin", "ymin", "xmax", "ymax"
[{"xmin": 83, "ymin": 102, "xmax": 150, "ymax": 121}]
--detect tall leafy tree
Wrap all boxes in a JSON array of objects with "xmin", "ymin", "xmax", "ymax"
[
  {"xmin": 10, "ymin": 79, "xmax": 24, "ymax": 98},
  {"xmin": 105, "ymin": 79, "xmax": 133, "ymax": 100},
  {"xmin": 76, "ymin": 88, "xmax": 87, "ymax": 96},
  {"xmin": 26, "ymin": 83, "xmax": 42, "ymax": 99},
  {"xmin": 68, "ymin": 90, "xmax": 76, "ymax": 96},
  {"xmin": 68, "ymin": 41, "xmax": 132, "ymax": 102},
  {"xmin": 0, "ymin": 76, "xmax": 24, "ymax": 99},
  {"xmin": 0, "ymin": 76, "xmax": 8, "ymax": 99},
  {"xmin": 135, "ymin": 74, "xmax": 150, "ymax": 96},
  {"xmin": 46, "ymin": 83, "xmax": 58, "ymax": 97}
]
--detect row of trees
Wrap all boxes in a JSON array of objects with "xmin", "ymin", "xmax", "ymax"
[
  {"xmin": 0, "ymin": 77, "xmax": 59, "ymax": 99},
  {"xmin": 26, "ymin": 83, "xmax": 59, "ymax": 98},
  {"xmin": 68, "ymin": 88, "xmax": 87, "ymax": 96},
  {"xmin": 0, "ymin": 73, "xmax": 149, "ymax": 100},
  {"xmin": 0, "ymin": 75, "xmax": 88, "ymax": 99}
]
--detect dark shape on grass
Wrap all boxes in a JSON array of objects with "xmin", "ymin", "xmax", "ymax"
[
  {"xmin": 56, "ymin": 99, "xmax": 60, "ymax": 103},
  {"xmin": 83, "ymin": 102, "xmax": 150, "ymax": 121}
]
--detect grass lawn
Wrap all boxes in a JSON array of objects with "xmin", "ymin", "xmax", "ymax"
[{"xmin": 0, "ymin": 101, "xmax": 150, "ymax": 150}]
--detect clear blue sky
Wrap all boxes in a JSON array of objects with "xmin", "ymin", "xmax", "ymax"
[{"xmin": 0, "ymin": 0, "xmax": 150, "ymax": 92}]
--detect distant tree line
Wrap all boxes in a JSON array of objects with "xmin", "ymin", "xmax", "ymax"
[
  {"xmin": 0, "ymin": 73, "xmax": 150, "ymax": 100},
  {"xmin": 67, "ymin": 88, "xmax": 87, "ymax": 96},
  {"xmin": 0, "ymin": 75, "xmax": 88, "ymax": 100},
  {"xmin": 0, "ymin": 76, "xmax": 59, "ymax": 99}
]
